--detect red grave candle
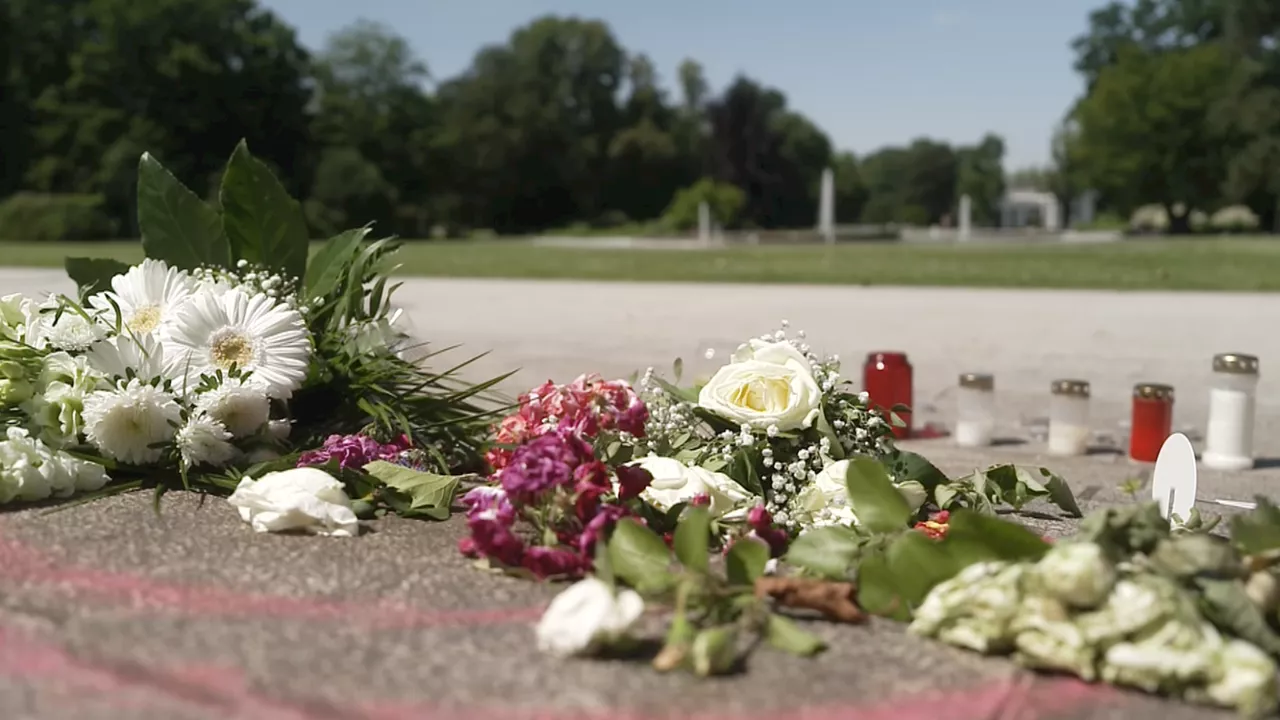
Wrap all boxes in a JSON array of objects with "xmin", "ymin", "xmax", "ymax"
[
  {"xmin": 862, "ymin": 351, "xmax": 913, "ymax": 439},
  {"xmin": 1129, "ymin": 383, "xmax": 1174, "ymax": 463}
]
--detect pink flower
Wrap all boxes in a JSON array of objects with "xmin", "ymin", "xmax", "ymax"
[
  {"xmin": 746, "ymin": 505, "xmax": 789, "ymax": 557},
  {"xmin": 615, "ymin": 464, "xmax": 653, "ymax": 502},
  {"xmin": 522, "ymin": 546, "xmax": 586, "ymax": 579}
]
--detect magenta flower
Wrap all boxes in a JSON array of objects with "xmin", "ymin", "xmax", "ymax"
[
  {"xmin": 522, "ymin": 546, "xmax": 585, "ymax": 579},
  {"xmin": 298, "ymin": 433, "xmax": 407, "ymax": 470},
  {"xmin": 498, "ymin": 430, "xmax": 594, "ymax": 500}
]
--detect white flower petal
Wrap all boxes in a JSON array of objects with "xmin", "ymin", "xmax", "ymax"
[{"xmin": 227, "ymin": 468, "xmax": 358, "ymax": 537}]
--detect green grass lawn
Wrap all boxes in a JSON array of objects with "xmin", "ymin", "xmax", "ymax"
[{"xmin": 6, "ymin": 237, "xmax": 1280, "ymax": 291}]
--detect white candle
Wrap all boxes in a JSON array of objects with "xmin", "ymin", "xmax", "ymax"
[
  {"xmin": 954, "ymin": 373, "xmax": 995, "ymax": 447},
  {"xmin": 1048, "ymin": 379, "xmax": 1091, "ymax": 456},
  {"xmin": 1202, "ymin": 353, "xmax": 1259, "ymax": 471}
]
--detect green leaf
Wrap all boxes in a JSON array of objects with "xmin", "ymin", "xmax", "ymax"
[
  {"xmin": 844, "ymin": 455, "xmax": 912, "ymax": 534},
  {"xmin": 1197, "ymin": 578, "xmax": 1280, "ymax": 657},
  {"xmin": 1232, "ymin": 498, "xmax": 1280, "ymax": 554},
  {"xmin": 934, "ymin": 483, "xmax": 961, "ymax": 510},
  {"xmin": 136, "ymin": 152, "xmax": 231, "ymax": 269},
  {"xmin": 673, "ymin": 506, "xmax": 711, "ymax": 573},
  {"xmin": 728, "ymin": 447, "xmax": 764, "ymax": 496},
  {"xmin": 1149, "ymin": 535, "xmax": 1242, "ymax": 580},
  {"xmin": 608, "ymin": 518, "xmax": 675, "ymax": 593},
  {"xmin": 219, "ymin": 140, "xmax": 310, "ymax": 280},
  {"xmin": 64, "ymin": 257, "xmax": 130, "ymax": 300},
  {"xmin": 363, "ymin": 461, "xmax": 459, "ymax": 520},
  {"xmin": 726, "ymin": 538, "xmax": 770, "ymax": 585},
  {"xmin": 764, "ymin": 614, "xmax": 826, "ymax": 656},
  {"xmin": 856, "ymin": 551, "xmax": 910, "ymax": 621},
  {"xmin": 672, "ymin": 357, "xmax": 684, "ymax": 384},
  {"xmin": 1025, "ymin": 467, "xmax": 1083, "ymax": 517},
  {"xmin": 894, "ymin": 451, "xmax": 949, "ymax": 492},
  {"xmin": 943, "ymin": 510, "xmax": 1052, "ymax": 565},
  {"xmin": 886, "ymin": 530, "xmax": 964, "ymax": 609},
  {"xmin": 304, "ymin": 227, "xmax": 369, "ymax": 299},
  {"xmin": 784, "ymin": 526, "xmax": 861, "ymax": 580}
]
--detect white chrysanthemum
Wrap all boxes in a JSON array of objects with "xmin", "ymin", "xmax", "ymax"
[
  {"xmin": 194, "ymin": 377, "xmax": 270, "ymax": 438},
  {"xmin": 81, "ymin": 379, "xmax": 182, "ymax": 465},
  {"xmin": 88, "ymin": 258, "xmax": 194, "ymax": 337},
  {"xmin": 26, "ymin": 304, "xmax": 107, "ymax": 352},
  {"xmin": 176, "ymin": 414, "xmax": 236, "ymax": 469},
  {"xmin": 84, "ymin": 333, "xmax": 170, "ymax": 385},
  {"xmin": 160, "ymin": 289, "xmax": 311, "ymax": 398}
]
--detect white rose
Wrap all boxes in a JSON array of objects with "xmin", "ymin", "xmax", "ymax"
[
  {"xmin": 227, "ymin": 467, "xmax": 359, "ymax": 537},
  {"xmin": 629, "ymin": 455, "xmax": 753, "ymax": 519},
  {"xmin": 806, "ymin": 459, "xmax": 928, "ymax": 521},
  {"xmin": 537, "ymin": 578, "xmax": 644, "ymax": 658},
  {"xmin": 698, "ymin": 340, "xmax": 822, "ymax": 431}
]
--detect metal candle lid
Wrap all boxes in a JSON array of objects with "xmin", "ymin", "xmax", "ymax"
[
  {"xmin": 1213, "ymin": 353, "xmax": 1259, "ymax": 375},
  {"xmin": 958, "ymin": 373, "xmax": 994, "ymax": 390},
  {"xmin": 1051, "ymin": 379, "xmax": 1091, "ymax": 397},
  {"xmin": 1133, "ymin": 383, "xmax": 1174, "ymax": 401}
]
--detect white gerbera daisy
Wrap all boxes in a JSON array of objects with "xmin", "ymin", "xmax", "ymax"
[
  {"xmin": 194, "ymin": 377, "xmax": 270, "ymax": 438},
  {"xmin": 160, "ymin": 289, "xmax": 310, "ymax": 398},
  {"xmin": 81, "ymin": 379, "xmax": 182, "ymax": 465},
  {"xmin": 176, "ymin": 414, "xmax": 236, "ymax": 469},
  {"xmin": 84, "ymin": 334, "xmax": 170, "ymax": 385},
  {"xmin": 88, "ymin": 258, "xmax": 195, "ymax": 337}
]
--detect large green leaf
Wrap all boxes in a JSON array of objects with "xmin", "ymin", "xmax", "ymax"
[
  {"xmin": 219, "ymin": 140, "xmax": 310, "ymax": 280},
  {"xmin": 607, "ymin": 519, "xmax": 675, "ymax": 593},
  {"xmin": 943, "ymin": 510, "xmax": 1052, "ymax": 565},
  {"xmin": 136, "ymin": 153, "xmax": 231, "ymax": 269},
  {"xmin": 304, "ymin": 227, "xmax": 369, "ymax": 300},
  {"xmin": 844, "ymin": 455, "xmax": 912, "ymax": 534},
  {"xmin": 764, "ymin": 614, "xmax": 826, "ymax": 656},
  {"xmin": 672, "ymin": 506, "xmax": 711, "ymax": 573},
  {"xmin": 893, "ymin": 451, "xmax": 949, "ymax": 492},
  {"xmin": 783, "ymin": 526, "xmax": 861, "ymax": 580},
  {"xmin": 726, "ymin": 537, "xmax": 770, "ymax": 585},
  {"xmin": 856, "ymin": 551, "xmax": 910, "ymax": 621},
  {"xmin": 885, "ymin": 530, "xmax": 963, "ymax": 610},
  {"xmin": 64, "ymin": 257, "xmax": 130, "ymax": 300},
  {"xmin": 363, "ymin": 461, "xmax": 459, "ymax": 520}
]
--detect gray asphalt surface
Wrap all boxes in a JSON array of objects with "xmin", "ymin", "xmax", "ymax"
[{"xmin": 1, "ymin": 269, "xmax": 1277, "ymax": 719}]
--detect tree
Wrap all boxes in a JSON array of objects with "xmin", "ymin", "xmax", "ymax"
[
  {"xmin": 1072, "ymin": 0, "xmax": 1224, "ymax": 89},
  {"xmin": 831, "ymin": 152, "xmax": 868, "ymax": 224},
  {"xmin": 955, "ymin": 134, "xmax": 1006, "ymax": 225},
  {"xmin": 434, "ymin": 16, "xmax": 627, "ymax": 232},
  {"xmin": 15, "ymin": 0, "xmax": 313, "ymax": 234},
  {"xmin": 1073, "ymin": 43, "xmax": 1234, "ymax": 232},
  {"xmin": 706, "ymin": 77, "xmax": 832, "ymax": 228},
  {"xmin": 311, "ymin": 20, "xmax": 437, "ymax": 234}
]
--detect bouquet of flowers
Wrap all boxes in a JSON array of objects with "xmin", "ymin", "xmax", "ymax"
[
  {"xmin": 620, "ymin": 322, "xmax": 917, "ymax": 533},
  {"xmin": 0, "ymin": 141, "xmax": 503, "ymax": 515}
]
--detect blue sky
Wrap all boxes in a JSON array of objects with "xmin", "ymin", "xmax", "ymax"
[{"xmin": 259, "ymin": 0, "xmax": 1108, "ymax": 170}]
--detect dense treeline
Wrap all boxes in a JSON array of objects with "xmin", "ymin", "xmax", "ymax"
[
  {"xmin": 1035, "ymin": 0, "xmax": 1280, "ymax": 232},
  {"xmin": 2, "ymin": 0, "xmax": 1278, "ymax": 240},
  {"xmin": 0, "ymin": 0, "xmax": 1007, "ymax": 239}
]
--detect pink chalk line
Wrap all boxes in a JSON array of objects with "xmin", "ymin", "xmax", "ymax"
[
  {"xmin": 0, "ymin": 620, "xmax": 1118, "ymax": 720},
  {"xmin": 0, "ymin": 533, "xmax": 543, "ymax": 629}
]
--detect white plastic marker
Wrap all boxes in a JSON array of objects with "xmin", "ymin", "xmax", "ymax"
[{"xmin": 1151, "ymin": 432, "xmax": 1198, "ymax": 520}]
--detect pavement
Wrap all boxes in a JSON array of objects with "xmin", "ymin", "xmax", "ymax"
[{"xmin": 2, "ymin": 268, "xmax": 1280, "ymax": 718}]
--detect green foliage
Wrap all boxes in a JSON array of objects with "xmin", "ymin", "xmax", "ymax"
[
  {"xmin": 662, "ymin": 179, "xmax": 746, "ymax": 229},
  {"xmin": 362, "ymin": 461, "xmax": 460, "ymax": 520},
  {"xmin": 219, "ymin": 141, "xmax": 311, "ymax": 281},
  {"xmin": 136, "ymin": 153, "xmax": 230, "ymax": 269},
  {"xmin": 0, "ymin": 193, "xmax": 117, "ymax": 241},
  {"xmin": 608, "ymin": 509, "xmax": 827, "ymax": 677},
  {"xmin": 64, "ymin": 257, "xmax": 131, "ymax": 299}
]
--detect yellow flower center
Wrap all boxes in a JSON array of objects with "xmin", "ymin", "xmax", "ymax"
[
  {"xmin": 728, "ymin": 377, "xmax": 792, "ymax": 413},
  {"xmin": 210, "ymin": 331, "xmax": 255, "ymax": 370},
  {"xmin": 128, "ymin": 305, "xmax": 162, "ymax": 335}
]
